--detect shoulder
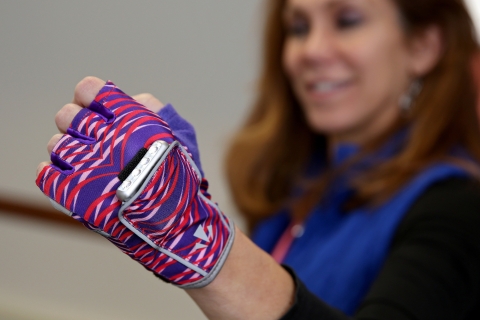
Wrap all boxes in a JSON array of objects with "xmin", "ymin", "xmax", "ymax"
[
  {"xmin": 358, "ymin": 177, "xmax": 480, "ymax": 319},
  {"xmin": 394, "ymin": 177, "xmax": 480, "ymax": 244},
  {"xmin": 407, "ymin": 177, "xmax": 480, "ymax": 212}
]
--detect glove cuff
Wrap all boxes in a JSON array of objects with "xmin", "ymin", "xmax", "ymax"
[{"xmin": 177, "ymin": 217, "xmax": 235, "ymax": 289}]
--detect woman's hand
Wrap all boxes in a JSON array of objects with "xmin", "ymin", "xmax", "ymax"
[
  {"xmin": 35, "ymin": 77, "xmax": 294, "ymax": 319},
  {"xmin": 36, "ymin": 76, "xmax": 234, "ymax": 288}
]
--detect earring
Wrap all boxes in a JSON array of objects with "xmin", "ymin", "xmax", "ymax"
[{"xmin": 400, "ymin": 79, "xmax": 423, "ymax": 112}]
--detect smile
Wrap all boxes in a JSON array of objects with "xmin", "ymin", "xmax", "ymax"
[
  {"xmin": 311, "ymin": 80, "xmax": 351, "ymax": 93},
  {"xmin": 305, "ymin": 80, "xmax": 353, "ymax": 102}
]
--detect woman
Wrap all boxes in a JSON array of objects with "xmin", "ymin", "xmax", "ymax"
[
  {"xmin": 36, "ymin": 0, "xmax": 480, "ymax": 318},
  {"xmin": 223, "ymin": 0, "xmax": 480, "ymax": 317}
]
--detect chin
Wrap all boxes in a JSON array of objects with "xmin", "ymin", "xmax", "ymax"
[{"xmin": 306, "ymin": 114, "xmax": 358, "ymax": 137}]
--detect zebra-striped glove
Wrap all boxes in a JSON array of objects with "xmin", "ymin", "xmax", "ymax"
[{"xmin": 36, "ymin": 81, "xmax": 235, "ymax": 288}]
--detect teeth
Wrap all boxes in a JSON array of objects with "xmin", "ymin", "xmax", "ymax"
[{"xmin": 314, "ymin": 82, "xmax": 341, "ymax": 93}]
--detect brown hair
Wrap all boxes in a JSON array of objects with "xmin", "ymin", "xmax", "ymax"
[{"xmin": 225, "ymin": 0, "xmax": 480, "ymax": 231}]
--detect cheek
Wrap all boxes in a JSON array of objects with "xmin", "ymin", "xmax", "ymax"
[
  {"xmin": 350, "ymin": 34, "xmax": 410, "ymax": 107},
  {"xmin": 282, "ymin": 41, "xmax": 301, "ymax": 81}
]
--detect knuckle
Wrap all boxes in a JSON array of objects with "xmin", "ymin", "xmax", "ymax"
[
  {"xmin": 74, "ymin": 76, "xmax": 103, "ymax": 102},
  {"xmin": 36, "ymin": 162, "xmax": 48, "ymax": 177},
  {"xmin": 139, "ymin": 93, "xmax": 154, "ymax": 100},
  {"xmin": 55, "ymin": 104, "xmax": 75, "ymax": 126},
  {"xmin": 54, "ymin": 108, "xmax": 65, "ymax": 126},
  {"xmin": 76, "ymin": 76, "xmax": 99, "ymax": 91},
  {"xmin": 47, "ymin": 134, "xmax": 63, "ymax": 152},
  {"xmin": 135, "ymin": 93, "xmax": 164, "ymax": 112}
]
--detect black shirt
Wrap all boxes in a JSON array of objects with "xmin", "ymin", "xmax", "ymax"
[{"xmin": 281, "ymin": 178, "xmax": 480, "ymax": 320}]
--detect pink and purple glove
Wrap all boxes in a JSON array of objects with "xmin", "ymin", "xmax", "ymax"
[{"xmin": 36, "ymin": 81, "xmax": 234, "ymax": 288}]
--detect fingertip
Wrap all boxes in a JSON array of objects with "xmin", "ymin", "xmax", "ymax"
[
  {"xmin": 132, "ymin": 93, "xmax": 165, "ymax": 113},
  {"xmin": 55, "ymin": 104, "xmax": 82, "ymax": 133},
  {"xmin": 73, "ymin": 76, "xmax": 106, "ymax": 107},
  {"xmin": 47, "ymin": 134, "xmax": 64, "ymax": 154},
  {"xmin": 36, "ymin": 161, "xmax": 51, "ymax": 178}
]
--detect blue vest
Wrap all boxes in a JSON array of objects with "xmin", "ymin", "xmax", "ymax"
[{"xmin": 252, "ymin": 144, "xmax": 468, "ymax": 315}]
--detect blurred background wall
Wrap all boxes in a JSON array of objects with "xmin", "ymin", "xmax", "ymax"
[{"xmin": 0, "ymin": 1, "xmax": 479, "ymax": 319}]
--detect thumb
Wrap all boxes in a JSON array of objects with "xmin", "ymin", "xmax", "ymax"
[{"xmin": 132, "ymin": 93, "xmax": 165, "ymax": 113}]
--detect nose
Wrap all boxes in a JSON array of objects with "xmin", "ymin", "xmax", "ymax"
[{"xmin": 302, "ymin": 26, "xmax": 336, "ymax": 64}]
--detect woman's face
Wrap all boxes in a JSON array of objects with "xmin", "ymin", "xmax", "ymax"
[{"xmin": 282, "ymin": 0, "xmax": 417, "ymax": 144}]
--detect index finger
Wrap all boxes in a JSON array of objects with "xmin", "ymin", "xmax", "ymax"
[{"xmin": 72, "ymin": 76, "xmax": 107, "ymax": 107}]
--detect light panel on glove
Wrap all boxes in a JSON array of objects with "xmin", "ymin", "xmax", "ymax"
[{"xmin": 117, "ymin": 140, "xmax": 170, "ymax": 202}]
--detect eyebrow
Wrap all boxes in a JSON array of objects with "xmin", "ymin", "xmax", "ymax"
[{"xmin": 283, "ymin": 0, "xmax": 349, "ymax": 18}]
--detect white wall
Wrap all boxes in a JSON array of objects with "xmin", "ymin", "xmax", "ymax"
[
  {"xmin": 0, "ymin": 0, "xmax": 263, "ymax": 218},
  {"xmin": 0, "ymin": 1, "xmax": 479, "ymax": 319},
  {"xmin": 0, "ymin": 1, "xmax": 261, "ymax": 319}
]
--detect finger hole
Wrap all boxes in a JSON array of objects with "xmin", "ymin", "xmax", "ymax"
[
  {"xmin": 89, "ymin": 100, "xmax": 116, "ymax": 124},
  {"xmin": 66, "ymin": 128, "xmax": 96, "ymax": 144},
  {"xmin": 50, "ymin": 153, "xmax": 74, "ymax": 175}
]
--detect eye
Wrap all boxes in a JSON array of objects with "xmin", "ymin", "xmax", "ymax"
[
  {"xmin": 285, "ymin": 17, "xmax": 309, "ymax": 37},
  {"xmin": 336, "ymin": 8, "xmax": 364, "ymax": 29}
]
